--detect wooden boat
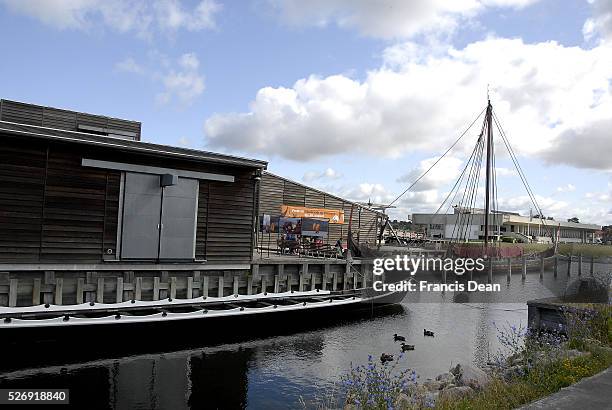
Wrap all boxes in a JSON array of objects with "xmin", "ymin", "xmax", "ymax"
[{"xmin": 0, "ymin": 286, "xmax": 407, "ymax": 343}]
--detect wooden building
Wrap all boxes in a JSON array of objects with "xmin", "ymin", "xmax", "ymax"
[
  {"xmin": 0, "ymin": 99, "xmax": 267, "ymax": 306},
  {"xmin": 258, "ymin": 172, "xmax": 383, "ymax": 251}
]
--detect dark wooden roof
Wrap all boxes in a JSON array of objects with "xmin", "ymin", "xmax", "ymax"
[{"xmin": 0, "ymin": 120, "xmax": 268, "ymax": 169}]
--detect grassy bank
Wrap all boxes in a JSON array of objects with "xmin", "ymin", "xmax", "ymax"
[
  {"xmin": 435, "ymin": 344, "xmax": 612, "ymax": 410},
  {"xmin": 497, "ymin": 242, "xmax": 612, "ymax": 257}
]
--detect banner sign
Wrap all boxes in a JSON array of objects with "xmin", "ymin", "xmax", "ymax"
[
  {"xmin": 281, "ymin": 205, "xmax": 344, "ymax": 224},
  {"xmin": 279, "ymin": 217, "xmax": 302, "ymax": 234},
  {"xmin": 260, "ymin": 214, "xmax": 279, "ymax": 233},
  {"xmin": 302, "ymin": 218, "xmax": 329, "ymax": 238}
]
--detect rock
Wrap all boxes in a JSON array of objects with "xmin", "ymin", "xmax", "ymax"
[
  {"xmin": 343, "ymin": 404, "xmax": 357, "ymax": 410},
  {"xmin": 423, "ymin": 379, "xmax": 443, "ymax": 391},
  {"xmin": 450, "ymin": 363, "xmax": 462, "ymax": 377},
  {"xmin": 456, "ymin": 364, "xmax": 492, "ymax": 390},
  {"xmin": 405, "ymin": 383, "xmax": 428, "ymax": 397},
  {"xmin": 440, "ymin": 386, "xmax": 474, "ymax": 400},
  {"xmin": 395, "ymin": 393, "xmax": 412, "ymax": 408},
  {"xmin": 436, "ymin": 372, "xmax": 455, "ymax": 384}
]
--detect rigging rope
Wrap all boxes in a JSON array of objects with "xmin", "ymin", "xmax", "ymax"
[{"xmin": 387, "ymin": 107, "xmax": 487, "ymax": 207}]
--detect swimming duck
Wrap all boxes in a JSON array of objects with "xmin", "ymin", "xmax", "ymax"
[
  {"xmin": 400, "ymin": 343, "xmax": 415, "ymax": 352},
  {"xmin": 380, "ymin": 353, "xmax": 394, "ymax": 363},
  {"xmin": 424, "ymin": 329, "xmax": 435, "ymax": 337},
  {"xmin": 393, "ymin": 333, "xmax": 406, "ymax": 342}
]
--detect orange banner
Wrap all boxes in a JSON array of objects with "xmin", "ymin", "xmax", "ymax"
[{"xmin": 280, "ymin": 205, "xmax": 344, "ymax": 224}]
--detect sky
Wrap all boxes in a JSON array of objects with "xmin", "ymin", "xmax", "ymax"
[{"xmin": 0, "ymin": 0, "xmax": 611, "ymax": 225}]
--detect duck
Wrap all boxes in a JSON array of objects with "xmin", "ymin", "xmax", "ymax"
[
  {"xmin": 424, "ymin": 329, "xmax": 435, "ymax": 337},
  {"xmin": 400, "ymin": 343, "xmax": 415, "ymax": 352},
  {"xmin": 380, "ymin": 353, "xmax": 394, "ymax": 363},
  {"xmin": 393, "ymin": 333, "xmax": 406, "ymax": 342}
]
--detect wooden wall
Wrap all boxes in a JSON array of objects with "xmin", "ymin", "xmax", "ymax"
[
  {"xmin": 257, "ymin": 173, "xmax": 381, "ymax": 249},
  {"xmin": 0, "ymin": 99, "xmax": 141, "ymax": 141},
  {"xmin": 0, "ymin": 133, "xmax": 258, "ymax": 264}
]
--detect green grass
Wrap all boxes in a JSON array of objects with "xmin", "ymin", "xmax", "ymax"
[
  {"xmin": 434, "ymin": 346, "xmax": 612, "ymax": 410},
  {"xmin": 495, "ymin": 242, "xmax": 612, "ymax": 257}
]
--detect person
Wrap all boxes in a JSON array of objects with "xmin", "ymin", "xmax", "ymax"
[{"xmin": 335, "ymin": 237, "xmax": 343, "ymax": 256}]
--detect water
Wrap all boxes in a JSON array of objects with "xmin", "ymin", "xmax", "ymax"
[{"xmin": 0, "ymin": 266, "xmax": 608, "ymax": 409}]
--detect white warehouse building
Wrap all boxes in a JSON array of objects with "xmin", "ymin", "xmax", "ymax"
[{"xmin": 412, "ymin": 207, "xmax": 600, "ymax": 244}]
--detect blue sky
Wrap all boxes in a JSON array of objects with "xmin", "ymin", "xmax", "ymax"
[{"xmin": 1, "ymin": 0, "xmax": 611, "ymax": 225}]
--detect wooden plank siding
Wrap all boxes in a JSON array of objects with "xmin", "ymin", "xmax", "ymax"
[
  {"xmin": 258, "ymin": 172, "xmax": 382, "ymax": 249},
  {"xmin": 204, "ymin": 172, "xmax": 255, "ymax": 263},
  {"xmin": 0, "ymin": 138, "xmax": 47, "ymax": 261},
  {"xmin": 1, "ymin": 99, "xmax": 141, "ymax": 140},
  {"xmin": 0, "ymin": 133, "xmax": 259, "ymax": 264}
]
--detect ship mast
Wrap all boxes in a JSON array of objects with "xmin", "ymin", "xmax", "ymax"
[{"xmin": 484, "ymin": 99, "xmax": 493, "ymax": 248}]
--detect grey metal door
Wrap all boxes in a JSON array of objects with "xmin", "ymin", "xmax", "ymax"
[
  {"xmin": 121, "ymin": 173, "xmax": 162, "ymax": 259},
  {"xmin": 159, "ymin": 178, "xmax": 198, "ymax": 260}
]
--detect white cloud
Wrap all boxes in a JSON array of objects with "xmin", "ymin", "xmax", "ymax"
[
  {"xmin": 204, "ymin": 38, "xmax": 612, "ymax": 165},
  {"xmin": 0, "ymin": 0, "xmax": 221, "ymax": 37},
  {"xmin": 302, "ymin": 168, "xmax": 343, "ymax": 182},
  {"xmin": 117, "ymin": 52, "xmax": 206, "ymax": 106},
  {"xmin": 583, "ymin": 0, "xmax": 612, "ymax": 42},
  {"xmin": 157, "ymin": 53, "xmax": 205, "ymax": 106},
  {"xmin": 115, "ymin": 57, "xmax": 144, "ymax": 74},
  {"xmin": 268, "ymin": 0, "xmax": 539, "ymax": 39},
  {"xmin": 556, "ymin": 183, "xmax": 576, "ymax": 193},
  {"xmin": 397, "ymin": 156, "xmax": 464, "ymax": 191}
]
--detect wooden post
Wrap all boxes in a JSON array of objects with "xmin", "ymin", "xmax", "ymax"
[
  {"xmin": 540, "ymin": 254, "xmax": 544, "ymax": 279},
  {"xmin": 153, "ymin": 277, "xmax": 160, "ymax": 301},
  {"xmin": 247, "ymin": 276, "xmax": 253, "ymax": 295},
  {"xmin": 76, "ymin": 278, "xmax": 84, "ymax": 304},
  {"xmin": 578, "ymin": 254, "xmax": 583, "ymax": 276},
  {"xmin": 344, "ymin": 263, "xmax": 351, "ymax": 290},
  {"xmin": 554, "ymin": 255, "xmax": 558, "ymax": 277},
  {"xmin": 233, "ymin": 276, "xmax": 239, "ymax": 295},
  {"xmin": 170, "ymin": 277, "xmax": 177, "ymax": 299},
  {"xmin": 202, "ymin": 276, "xmax": 209, "ymax": 298},
  {"xmin": 488, "ymin": 257, "xmax": 493, "ymax": 284},
  {"xmin": 116, "ymin": 277, "xmax": 124, "ymax": 302},
  {"xmin": 97, "ymin": 277, "xmax": 105, "ymax": 303},
  {"xmin": 311, "ymin": 273, "xmax": 316, "ymax": 291},
  {"xmin": 134, "ymin": 277, "xmax": 142, "ymax": 301},
  {"xmin": 32, "ymin": 278, "xmax": 41, "ymax": 305},
  {"xmin": 507, "ymin": 258, "xmax": 512, "ymax": 282},
  {"xmin": 567, "ymin": 255, "xmax": 571, "ymax": 277},
  {"xmin": 299, "ymin": 274, "xmax": 305, "ymax": 292},
  {"xmin": 274, "ymin": 274, "xmax": 280, "ymax": 293},
  {"xmin": 261, "ymin": 277, "xmax": 267, "ymax": 293},
  {"xmin": 218, "ymin": 276, "xmax": 224, "ymax": 297},
  {"xmin": 286, "ymin": 274, "xmax": 292, "ymax": 292},
  {"xmin": 8, "ymin": 278, "xmax": 18, "ymax": 307},
  {"xmin": 590, "ymin": 255, "xmax": 594, "ymax": 275},
  {"xmin": 55, "ymin": 278, "xmax": 63, "ymax": 305},
  {"xmin": 187, "ymin": 277, "xmax": 194, "ymax": 299},
  {"xmin": 277, "ymin": 264, "xmax": 284, "ymax": 292},
  {"xmin": 323, "ymin": 263, "xmax": 330, "ymax": 291},
  {"xmin": 333, "ymin": 270, "xmax": 338, "ymax": 291},
  {"xmin": 362, "ymin": 264, "xmax": 368, "ymax": 288},
  {"xmin": 522, "ymin": 256, "xmax": 527, "ymax": 280}
]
